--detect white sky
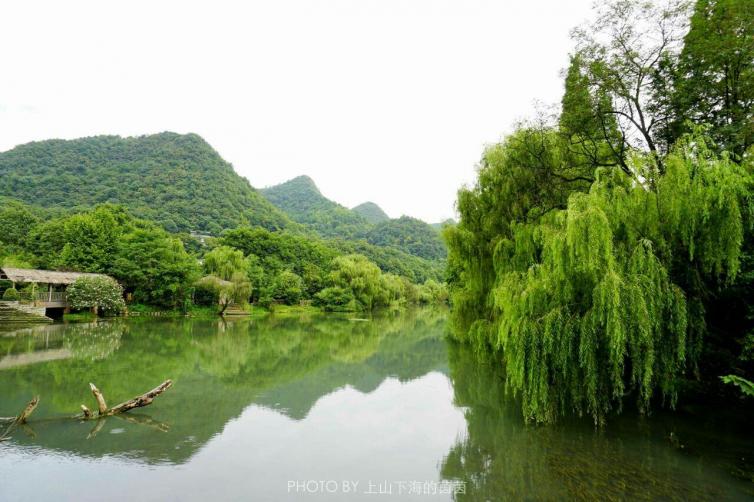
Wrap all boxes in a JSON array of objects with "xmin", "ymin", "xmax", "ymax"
[{"xmin": 0, "ymin": 0, "xmax": 594, "ymax": 223}]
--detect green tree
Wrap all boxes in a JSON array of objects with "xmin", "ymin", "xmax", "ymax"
[
  {"xmin": 559, "ymin": 55, "xmax": 622, "ymax": 172},
  {"xmin": 58, "ymin": 205, "xmax": 131, "ymax": 273},
  {"xmin": 2, "ymin": 287, "xmax": 20, "ymax": 301},
  {"xmin": 314, "ymin": 286, "xmax": 356, "ymax": 311},
  {"xmin": 203, "ymin": 246, "xmax": 248, "ymax": 281},
  {"xmin": 0, "ymin": 200, "xmax": 39, "ymax": 249},
  {"xmin": 417, "ymin": 279, "xmax": 449, "ymax": 305},
  {"xmin": 446, "ymin": 130, "xmax": 750, "ymax": 424},
  {"xmin": 573, "ymin": 0, "xmax": 691, "ymax": 169},
  {"xmin": 195, "ymin": 273, "xmax": 251, "ymax": 315},
  {"xmin": 671, "ymin": 0, "xmax": 754, "ymax": 157},
  {"xmin": 111, "ymin": 224, "xmax": 199, "ymax": 308},
  {"xmin": 200, "ymin": 245, "xmax": 251, "ymax": 313},
  {"xmin": 270, "ymin": 270, "xmax": 305, "ymax": 304},
  {"xmin": 328, "ymin": 254, "xmax": 385, "ymax": 311},
  {"xmin": 24, "ymin": 217, "xmax": 68, "ymax": 269},
  {"xmin": 66, "ymin": 276, "xmax": 126, "ymax": 315}
]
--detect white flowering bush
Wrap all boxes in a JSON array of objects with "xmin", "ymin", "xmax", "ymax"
[{"xmin": 67, "ymin": 276, "xmax": 126, "ymax": 315}]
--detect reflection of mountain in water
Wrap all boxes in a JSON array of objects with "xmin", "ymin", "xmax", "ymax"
[
  {"xmin": 0, "ymin": 309, "xmax": 449, "ymax": 465},
  {"xmin": 256, "ymin": 331, "xmax": 448, "ymax": 420}
]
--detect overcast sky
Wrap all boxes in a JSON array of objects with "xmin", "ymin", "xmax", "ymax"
[{"xmin": 0, "ymin": 0, "xmax": 595, "ymax": 223}]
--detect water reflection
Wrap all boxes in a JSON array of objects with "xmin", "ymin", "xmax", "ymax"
[
  {"xmin": 440, "ymin": 342, "xmax": 754, "ymax": 501},
  {"xmin": 0, "ymin": 311, "xmax": 752, "ymax": 501},
  {"xmin": 0, "ymin": 309, "xmax": 449, "ymax": 465}
]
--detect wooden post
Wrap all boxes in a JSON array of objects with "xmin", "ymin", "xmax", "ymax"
[{"xmin": 80, "ymin": 405, "xmax": 92, "ymax": 419}]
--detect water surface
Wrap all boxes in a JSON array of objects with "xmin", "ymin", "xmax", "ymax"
[{"xmin": 0, "ymin": 311, "xmax": 751, "ymax": 501}]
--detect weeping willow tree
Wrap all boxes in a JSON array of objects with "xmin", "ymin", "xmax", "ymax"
[{"xmin": 446, "ymin": 131, "xmax": 751, "ymax": 424}]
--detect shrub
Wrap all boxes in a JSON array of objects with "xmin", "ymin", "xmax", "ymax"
[
  {"xmin": 271, "ymin": 270, "xmax": 304, "ymax": 305},
  {"xmin": 194, "ymin": 280, "xmax": 220, "ymax": 306},
  {"xmin": 2, "ymin": 287, "xmax": 19, "ymax": 301},
  {"xmin": 67, "ymin": 276, "xmax": 126, "ymax": 315},
  {"xmin": 314, "ymin": 286, "xmax": 356, "ymax": 311}
]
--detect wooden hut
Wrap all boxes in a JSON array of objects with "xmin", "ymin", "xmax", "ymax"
[{"xmin": 0, "ymin": 267, "xmax": 110, "ymax": 308}]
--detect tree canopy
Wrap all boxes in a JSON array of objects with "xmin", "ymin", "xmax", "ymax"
[
  {"xmin": 352, "ymin": 202, "xmax": 390, "ymax": 224},
  {"xmin": 0, "ymin": 132, "xmax": 291, "ymax": 234},
  {"xmin": 445, "ymin": 0, "xmax": 754, "ymax": 422},
  {"xmin": 366, "ymin": 216, "xmax": 447, "ymax": 260},
  {"xmin": 261, "ymin": 175, "xmax": 370, "ymax": 240}
]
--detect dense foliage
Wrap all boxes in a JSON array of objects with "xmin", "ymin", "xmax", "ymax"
[
  {"xmin": 366, "ymin": 216, "xmax": 447, "ymax": 260},
  {"xmin": 0, "ymin": 197, "xmax": 447, "ymax": 314},
  {"xmin": 1, "ymin": 204, "xmax": 200, "ymax": 309},
  {"xmin": 262, "ymin": 175, "xmax": 448, "ymax": 262},
  {"xmin": 2, "ymin": 287, "xmax": 19, "ymax": 301},
  {"xmin": 0, "ymin": 131, "xmax": 447, "ymax": 296},
  {"xmin": 671, "ymin": 0, "xmax": 754, "ymax": 157},
  {"xmin": 66, "ymin": 276, "xmax": 126, "ymax": 314},
  {"xmin": 352, "ymin": 201, "xmax": 389, "ymax": 224},
  {"xmin": 0, "ymin": 132, "xmax": 291, "ymax": 234},
  {"xmin": 314, "ymin": 254, "xmax": 447, "ymax": 312},
  {"xmin": 261, "ymin": 175, "xmax": 369, "ymax": 239},
  {"xmin": 446, "ymin": 0, "xmax": 754, "ymax": 423},
  {"xmin": 332, "ymin": 239, "xmax": 445, "ymax": 283},
  {"xmin": 219, "ymin": 227, "xmax": 446, "ymax": 310}
]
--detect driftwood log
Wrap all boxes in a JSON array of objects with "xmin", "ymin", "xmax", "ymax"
[
  {"xmin": 0, "ymin": 396, "xmax": 40, "ymax": 441},
  {"xmin": 82, "ymin": 380, "xmax": 173, "ymax": 418},
  {"xmin": 0, "ymin": 380, "xmax": 172, "ymax": 441}
]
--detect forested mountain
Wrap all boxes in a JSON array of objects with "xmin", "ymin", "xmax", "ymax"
[
  {"xmin": 0, "ymin": 134, "xmax": 447, "ymax": 295},
  {"xmin": 366, "ymin": 216, "xmax": 447, "ymax": 260},
  {"xmin": 431, "ymin": 219, "xmax": 456, "ymax": 230},
  {"xmin": 352, "ymin": 202, "xmax": 389, "ymax": 224},
  {"xmin": 261, "ymin": 175, "xmax": 370, "ymax": 239},
  {"xmin": 263, "ymin": 176, "xmax": 447, "ymax": 261},
  {"xmin": 0, "ymin": 132, "xmax": 290, "ymax": 235}
]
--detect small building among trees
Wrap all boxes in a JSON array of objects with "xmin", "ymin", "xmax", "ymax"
[{"xmin": 0, "ymin": 267, "xmax": 115, "ymax": 317}]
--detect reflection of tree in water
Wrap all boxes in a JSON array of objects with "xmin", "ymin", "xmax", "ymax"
[
  {"xmin": 440, "ymin": 343, "xmax": 754, "ymax": 501},
  {"xmin": 0, "ymin": 309, "xmax": 451, "ymax": 465},
  {"xmin": 195, "ymin": 309, "xmax": 447, "ymax": 386},
  {"xmin": 63, "ymin": 321, "xmax": 124, "ymax": 360}
]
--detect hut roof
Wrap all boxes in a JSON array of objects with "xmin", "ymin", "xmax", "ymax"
[{"xmin": 0, "ymin": 267, "xmax": 110, "ymax": 285}]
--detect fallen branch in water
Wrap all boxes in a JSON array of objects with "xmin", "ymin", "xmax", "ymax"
[
  {"xmin": 0, "ymin": 380, "xmax": 173, "ymax": 441},
  {"xmin": 0, "ymin": 396, "xmax": 39, "ymax": 441},
  {"xmin": 79, "ymin": 380, "xmax": 173, "ymax": 419}
]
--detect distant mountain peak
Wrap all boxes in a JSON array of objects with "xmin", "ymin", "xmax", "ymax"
[
  {"xmin": 260, "ymin": 175, "xmax": 372, "ymax": 239},
  {"xmin": 268, "ymin": 175, "xmax": 322, "ymax": 195},
  {"xmin": 352, "ymin": 201, "xmax": 389, "ymax": 224}
]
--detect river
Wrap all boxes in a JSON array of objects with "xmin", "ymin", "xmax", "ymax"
[{"xmin": 0, "ymin": 310, "xmax": 751, "ymax": 501}]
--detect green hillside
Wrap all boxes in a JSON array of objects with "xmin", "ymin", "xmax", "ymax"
[
  {"xmin": 0, "ymin": 132, "xmax": 290, "ymax": 235},
  {"xmin": 431, "ymin": 218, "xmax": 456, "ymax": 230},
  {"xmin": 366, "ymin": 216, "xmax": 447, "ymax": 260},
  {"xmin": 261, "ymin": 175, "xmax": 370, "ymax": 239},
  {"xmin": 352, "ymin": 202, "xmax": 389, "ymax": 224},
  {"xmin": 262, "ymin": 176, "xmax": 447, "ymax": 261}
]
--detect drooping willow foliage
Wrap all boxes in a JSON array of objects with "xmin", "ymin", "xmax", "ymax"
[{"xmin": 445, "ymin": 132, "xmax": 751, "ymax": 424}]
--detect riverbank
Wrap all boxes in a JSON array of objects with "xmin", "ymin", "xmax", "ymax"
[
  {"xmin": 62, "ymin": 303, "xmax": 353, "ymax": 322},
  {"xmin": 61, "ymin": 302, "xmax": 445, "ymax": 322}
]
